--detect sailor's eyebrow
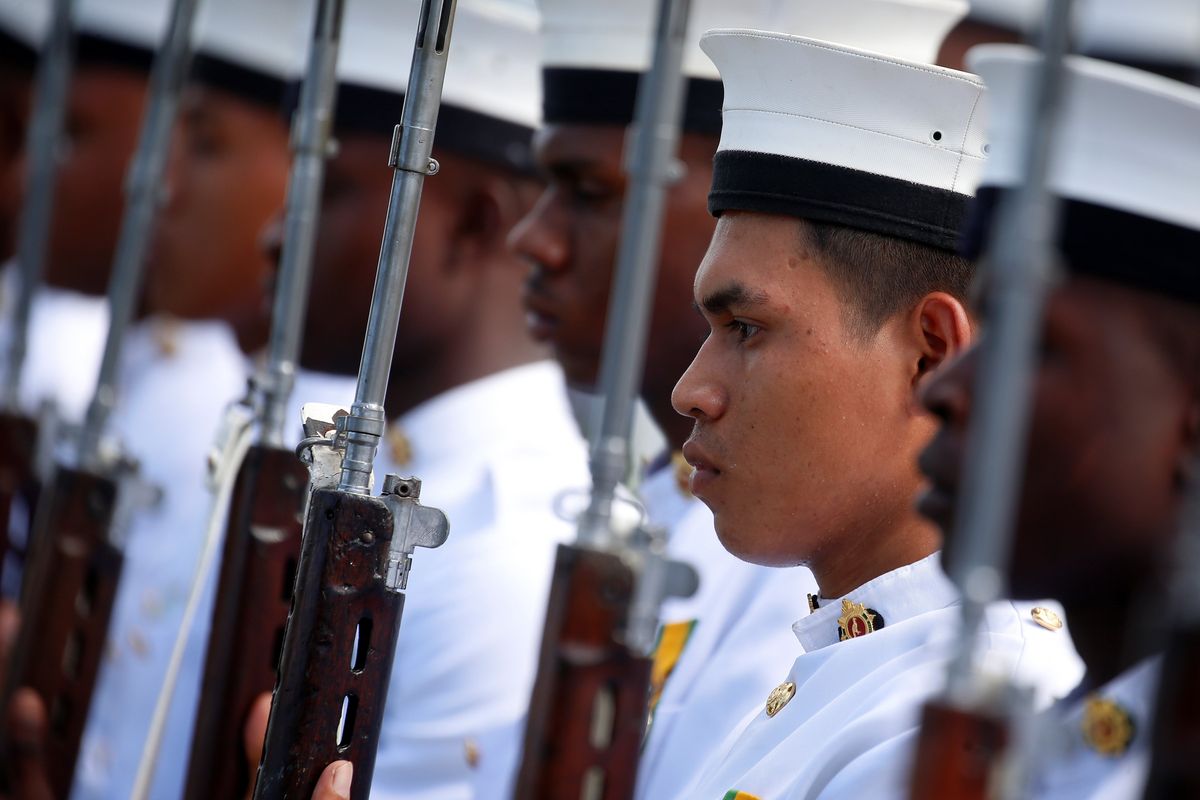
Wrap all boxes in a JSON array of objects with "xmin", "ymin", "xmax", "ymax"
[{"xmin": 699, "ymin": 281, "xmax": 770, "ymax": 316}]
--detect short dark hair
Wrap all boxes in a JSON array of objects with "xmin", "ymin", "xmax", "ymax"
[{"xmin": 799, "ymin": 220, "xmax": 975, "ymax": 339}]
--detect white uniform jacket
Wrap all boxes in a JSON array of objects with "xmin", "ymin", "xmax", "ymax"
[
  {"xmin": 0, "ymin": 262, "xmax": 108, "ymax": 421},
  {"xmin": 636, "ymin": 465, "xmax": 816, "ymax": 800},
  {"xmin": 678, "ymin": 553, "xmax": 1086, "ymax": 800},
  {"xmin": 70, "ymin": 318, "xmax": 248, "ymax": 800},
  {"xmin": 1028, "ymin": 659, "xmax": 1159, "ymax": 799},
  {"xmin": 369, "ymin": 360, "xmax": 590, "ymax": 800}
]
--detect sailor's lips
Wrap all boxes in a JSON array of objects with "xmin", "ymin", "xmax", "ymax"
[
  {"xmin": 681, "ymin": 440, "xmax": 721, "ymax": 497},
  {"xmin": 521, "ymin": 290, "xmax": 561, "ymax": 342},
  {"xmin": 916, "ymin": 437, "xmax": 960, "ymax": 531}
]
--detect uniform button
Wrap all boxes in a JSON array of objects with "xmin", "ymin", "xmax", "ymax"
[
  {"xmin": 765, "ymin": 681, "xmax": 796, "ymax": 718},
  {"xmin": 1031, "ymin": 606, "xmax": 1063, "ymax": 631}
]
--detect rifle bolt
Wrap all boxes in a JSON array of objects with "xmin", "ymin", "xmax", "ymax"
[{"xmin": 361, "ymin": 532, "xmax": 375, "ymax": 545}]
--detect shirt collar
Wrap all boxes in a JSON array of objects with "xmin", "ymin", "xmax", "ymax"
[
  {"xmin": 397, "ymin": 360, "xmax": 575, "ymax": 466},
  {"xmin": 791, "ymin": 552, "xmax": 958, "ymax": 653}
]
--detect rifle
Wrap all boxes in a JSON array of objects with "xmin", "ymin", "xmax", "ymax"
[
  {"xmin": 0, "ymin": 0, "xmax": 75, "ymax": 585},
  {"xmin": 1142, "ymin": 458, "xmax": 1200, "ymax": 798},
  {"xmin": 906, "ymin": 3, "xmax": 1075, "ymax": 798},
  {"xmin": 514, "ymin": 1, "xmax": 698, "ymax": 797},
  {"xmin": 251, "ymin": 2, "xmax": 458, "ymax": 796},
  {"xmin": 1, "ymin": 1, "xmax": 200, "ymax": 795},
  {"xmin": 173, "ymin": 3, "xmax": 346, "ymax": 797}
]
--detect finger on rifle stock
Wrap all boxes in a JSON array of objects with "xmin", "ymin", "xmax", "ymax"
[
  {"xmin": 5, "ymin": 688, "xmax": 52, "ymax": 800},
  {"xmin": 313, "ymin": 761, "xmax": 353, "ymax": 800}
]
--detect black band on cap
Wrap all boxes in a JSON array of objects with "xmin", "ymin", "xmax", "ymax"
[
  {"xmin": 323, "ymin": 81, "xmax": 536, "ymax": 175},
  {"xmin": 709, "ymin": 150, "xmax": 970, "ymax": 252},
  {"xmin": 542, "ymin": 67, "xmax": 723, "ymax": 135},
  {"xmin": 190, "ymin": 53, "xmax": 288, "ymax": 109},
  {"xmin": 76, "ymin": 32, "xmax": 156, "ymax": 73},
  {"xmin": 0, "ymin": 29, "xmax": 37, "ymax": 73},
  {"xmin": 964, "ymin": 187, "xmax": 1200, "ymax": 306}
]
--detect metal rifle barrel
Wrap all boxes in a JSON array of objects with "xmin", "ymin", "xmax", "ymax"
[
  {"xmin": 575, "ymin": 0, "xmax": 692, "ymax": 549},
  {"xmin": 939, "ymin": 0, "xmax": 1074, "ymax": 702},
  {"xmin": 337, "ymin": 0, "xmax": 459, "ymax": 495},
  {"xmin": 75, "ymin": 0, "xmax": 201, "ymax": 467},
  {"xmin": 258, "ymin": 0, "xmax": 345, "ymax": 447},
  {"xmin": 3, "ymin": 0, "xmax": 77, "ymax": 407}
]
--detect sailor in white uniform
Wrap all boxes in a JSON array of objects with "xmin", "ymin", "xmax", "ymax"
[
  {"xmin": 667, "ymin": 28, "xmax": 1084, "ymax": 799},
  {"xmin": 292, "ymin": 2, "xmax": 591, "ymax": 796},
  {"xmin": 66, "ymin": 1, "xmax": 312, "ymax": 797},
  {"xmin": 920, "ymin": 39, "xmax": 1200, "ymax": 800}
]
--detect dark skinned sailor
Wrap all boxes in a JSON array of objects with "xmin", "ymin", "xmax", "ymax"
[{"xmin": 920, "ymin": 44, "xmax": 1200, "ymax": 799}]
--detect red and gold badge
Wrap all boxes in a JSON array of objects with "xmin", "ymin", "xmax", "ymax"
[
  {"xmin": 837, "ymin": 599, "xmax": 884, "ymax": 641},
  {"xmin": 1081, "ymin": 697, "xmax": 1135, "ymax": 757}
]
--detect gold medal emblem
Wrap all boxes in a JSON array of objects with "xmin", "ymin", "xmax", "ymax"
[
  {"xmin": 387, "ymin": 425, "xmax": 413, "ymax": 467},
  {"xmin": 671, "ymin": 450, "xmax": 694, "ymax": 497},
  {"xmin": 1081, "ymin": 696, "xmax": 1135, "ymax": 757},
  {"xmin": 765, "ymin": 681, "xmax": 796, "ymax": 718},
  {"xmin": 837, "ymin": 599, "xmax": 883, "ymax": 641},
  {"xmin": 1031, "ymin": 606, "xmax": 1063, "ymax": 631}
]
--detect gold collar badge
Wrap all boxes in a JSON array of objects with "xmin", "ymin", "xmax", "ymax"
[
  {"xmin": 387, "ymin": 425, "xmax": 413, "ymax": 467},
  {"xmin": 837, "ymin": 599, "xmax": 884, "ymax": 641},
  {"xmin": 1081, "ymin": 696, "xmax": 1135, "ymax": 757}
]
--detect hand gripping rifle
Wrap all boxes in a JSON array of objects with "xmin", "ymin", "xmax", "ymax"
[
  {"xmin": 251, "ymin": 3, "xmax": 456, "ymax": 797},
  {"xmin": 906, "ymin": 3, "xmax": 1075, "ymax": 798},
  {"xmin": 0, "ymin": 0, "xmax": 75, "ymax": 588},
  {"xmin": 160, "ymin": 5, "xmax": 347, "ymax": 798},
  {"xmin": 1, "ymin": 1, "xmax": 200, "ymax": 795},
  {"xmin": 1143, "ymin": 458, "xmax": 1200, "ymax": 799},
  {"xmin": 514, "ymin": 2, "xmax": 698, "ymax": 797}
]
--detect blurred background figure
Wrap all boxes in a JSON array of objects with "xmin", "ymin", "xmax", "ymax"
[
  {"xmin": 265, "ymin": 0, "xmax": 590, "ymax": 796},
  {"xmin": 146, "ymin": 0, "xmax": 301, "ymax": 355},
  {"xmin": 66, "ymin": 1, "xmax": 309, "ymax": 798},
  {"xmin": 0, "ymin": 0, "xmax": 42, "ymax": 264}
]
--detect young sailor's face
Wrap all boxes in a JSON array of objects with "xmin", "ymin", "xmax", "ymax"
[
  {"xmin": 509, "ymin": 123, "xmax": 713, "ymax": 404},
  {"xmin": 673, "ymin": 212, "xmax": 927, "ymax": 568},
  {"xmin": 920, "ymin": 276, "xmax": 1195, "ymax": 600},
  {"xmin": 44, "ymin": 67, "xmax": 147, "ymax": 296},
  {"xmin": 147, "ymin": 86, "xmax": 290, "ymax": 351}
]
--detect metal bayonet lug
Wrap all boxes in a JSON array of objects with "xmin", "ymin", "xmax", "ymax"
[
  {"xmin": 623, "ymin": 524, "xmax": 698, "ymax": 655},
  {"xmin": 379, "ymin": 475, "xmax": 449, "ymax": 591}
]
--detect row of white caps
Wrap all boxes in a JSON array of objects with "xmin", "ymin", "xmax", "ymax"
[{"xmin": 969, "ymin": 0, "xmax": 1200, "ymax": 67}]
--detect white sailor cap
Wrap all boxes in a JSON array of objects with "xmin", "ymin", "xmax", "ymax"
[
  {"xmin": 190, "ymin": 0, "xmax": 315, "ymax": 107},
  {"xmin": 702, "ymin": 29, "xmax": 988, "ymax": 251},
  {"xmin": 75, "ymin": 0, "xmax": 172, "ymax": 70},
  {"xmin": 539, "ymin": 0, "xmax": 968, "ymax": 133},
  {"xmin": 334, "ymin": 0, "xmax": 540, "ymax": 172},
  {"xmin": 967, "ymin": 45, "xmax": 1200, "ymax": 304},
  {"xmin": 771, "ymin": 0, "xmax": 968, "ymax": 63},
  {"xmin": 967, "ymin": 0, "xmax": 1200, "ymax": 69},
  {"xmin": 0, "ymin": 0, "xmax": 49, "ymax": 62}
]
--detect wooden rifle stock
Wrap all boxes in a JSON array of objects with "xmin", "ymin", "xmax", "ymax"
[
  {"xmin": 907, "ymin": 701, "xmax": 1010, "ymax": 800},
  {"xmin": 252, "ymin": 487, "xmax": 405, "ymax": 800},
  {"xmin": 183, "ymin": 444, "xmax": 307, "ymax": 800},
  {"xmin": 516, "ymin": 543, "xmax": 653, "ymax": 800},
  {"xmin": 5, "ymin": 467, "xmax": 121, "ymax": 799},
  {"xmin": 0, "ymin": 411, "xmax": 41, "ymax": 578}
]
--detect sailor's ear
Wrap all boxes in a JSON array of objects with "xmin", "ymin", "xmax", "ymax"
[{"xmin": 910, "ymin": 291, "xmax": 973, "ymax": 386}]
